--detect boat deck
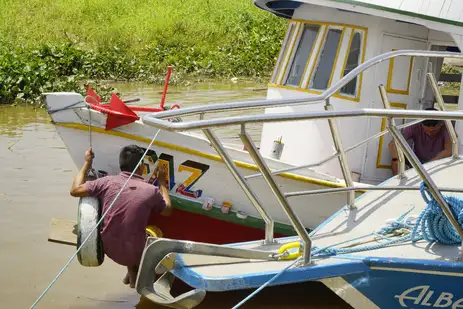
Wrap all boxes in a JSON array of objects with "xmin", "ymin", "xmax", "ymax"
[{"xmin": 168, "ymin": 157, "xmax": 463, "ymax": 291}]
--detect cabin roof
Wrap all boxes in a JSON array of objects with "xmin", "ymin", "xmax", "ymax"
[{"xmin": 255, "ymin": 0, "xmax": 463, "ymax": 30}]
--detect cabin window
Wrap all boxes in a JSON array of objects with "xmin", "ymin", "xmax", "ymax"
[
  {"xmin": 309, "ymin": 28, "xmax": 343, "ymax": 90},
  {"xmin": 284, "ymin": 24, "xmax": 320, "ymax": 87},
  {"xmin": 340, "ymin": 31, "xmax": 362, "ymax": 96},
  {"xmin": 271, "ymin": 23, "xmax": 296, "ymax": 84}
]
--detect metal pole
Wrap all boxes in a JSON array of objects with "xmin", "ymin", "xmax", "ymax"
[
  {"xmin": 239, "ymin": 125, "xmax": 311, "ymax": 265},
  {"xmin": 202, "ymin": 129, "xmax": 274, "ymax": 244},
  {"xmin": 427, "ymin": 73, "xmax": 459, "ymax": 158},
  {"xmin": 325, "ymin": 100, "xmax": 355, "ymax": 209},
  {"xmin": 378, "ymin": 86, "xmax": 406, "ymax": 178},
  {"xmin": 388, "ymin": 125, "xmax": 463, "ymax": 241}
]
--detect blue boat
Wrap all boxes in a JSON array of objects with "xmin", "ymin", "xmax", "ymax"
[{"xmin": 135, "ymin": 1, "xmax": 463, "ymax": 308}]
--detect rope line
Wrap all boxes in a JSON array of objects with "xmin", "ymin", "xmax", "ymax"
[{"xmin": 29, "ymin": 128, "xmax": 162, "ymax": 309}]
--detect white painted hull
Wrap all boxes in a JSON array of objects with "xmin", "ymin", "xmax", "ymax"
[{"xmin": 45, "ymin": 92, "xmax": 363, "ymax": 230}]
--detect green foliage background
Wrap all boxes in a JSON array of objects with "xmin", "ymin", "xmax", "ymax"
[{"xmin": 0, "ymin": 0, "xmax": 287, "ymax": 105}]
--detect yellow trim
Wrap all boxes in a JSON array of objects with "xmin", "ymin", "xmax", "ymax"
[
  {"xmin": 357, "ymin": 27, "xmax": 368, "ymax": 102},
  {"xmin": 337, "ymin": 29, "xmax": 360, "ymax": 102},
  {"xmin": 326, "ymin": 27, "xmax": 346, "ymax": 89},
  {"xmin": 376, "ymin": 103, "xmax": 407, "ymax": 169},
  {"xmin": 279, "ymin": 23, "xmax": 303, "ymax": 85},
  {"xmin": 54, "ymin": 122, "xmax": 360, "ymax": 190},
  {"xmin": 298, "ymin": 24, "xmax": 323, "ymax": 88},
  {"xmin": 272, "ymin": 22, "xmax": 296, "ymax": 84},
  {"xmin": 386, "ymin": 49, "xmax": 414, "ymax": 95},
  {"xmin": 289, "ymin": 18, "xmax": 368, "ymax": 32}
]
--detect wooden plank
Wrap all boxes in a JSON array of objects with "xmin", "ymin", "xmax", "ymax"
[
  {"xmin": 48, "ymin": 217, "xmax": 77, "ymax": 246},
  {"xmin": 439, "ymin": 73, "xmax": 462, "ymax": 82},
  {"xmin": 442, "ymin": 95, "xmax": 459, "ymax": 104}
]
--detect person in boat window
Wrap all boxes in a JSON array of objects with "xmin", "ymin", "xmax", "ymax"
[
  {"xmin": 70, "ymin": 145, "xmax": 172, "ymax": 288},
  {"xmin": 388, "ymin": 107, "xmax": 453, "ymax": 175}
]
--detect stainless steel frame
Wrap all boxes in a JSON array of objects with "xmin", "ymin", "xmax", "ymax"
[
  {"xmin": 203, "ymin": 128, "xmax": 275, "ymax": 244},
  {"xmin": 427, "ymin": 73, "xmax": 459, "ymax": 158},
  {"xmin": 136, "ymin": 50, "xmax": 463, "ymax": 309},
  {"xmin": 325, "ymin": 100, "xmax": 355, "ymax": 209},
  {"xmin": 239, "ymin": 125, "xmax": 312, "ymax": 265}
]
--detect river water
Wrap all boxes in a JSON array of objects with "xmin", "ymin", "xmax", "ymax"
[{"xmin": 0, "ymin": 81, "xmax": 351, "ymax": 309}]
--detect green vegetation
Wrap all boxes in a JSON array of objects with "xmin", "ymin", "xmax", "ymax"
[{"xmin": 0, "ymin": 0, "xmax": 286, "ymax": 105}]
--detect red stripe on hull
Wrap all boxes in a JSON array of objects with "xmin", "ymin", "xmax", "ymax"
[{"xmin": 148, "ymin": 209, "xmax": 287, "ymax": 244}]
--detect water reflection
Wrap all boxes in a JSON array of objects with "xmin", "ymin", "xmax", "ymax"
[
  {"xmin": 0, "ymin": 105, "xmax": 49, "ymax": 137},
  {"xmin": 0, "ymin": 81, "xmax": 267, "ymax": 143}
]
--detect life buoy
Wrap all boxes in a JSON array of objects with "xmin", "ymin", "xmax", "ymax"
[{"xmin": 77, "ymin": 171, "xmax": 105, "ymax": 267}]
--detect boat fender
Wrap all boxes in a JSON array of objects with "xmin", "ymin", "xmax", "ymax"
[{"xmin": 77, "ymin": 170, "xmax": 105, "ymax": 267}]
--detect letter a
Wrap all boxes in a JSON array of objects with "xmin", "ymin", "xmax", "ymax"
[{"xmin": 395, "ymin": 286, "xmax": 429, "ymax": 307}]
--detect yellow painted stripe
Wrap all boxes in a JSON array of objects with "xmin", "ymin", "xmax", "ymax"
[{"xmin": 54, "ymin": 122, "xmax": 361, "ymax": 190}]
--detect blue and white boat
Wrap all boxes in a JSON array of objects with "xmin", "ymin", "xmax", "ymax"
[{"xmin": 132, "ymin": 1, "xmax": 463, "ymax": 308}]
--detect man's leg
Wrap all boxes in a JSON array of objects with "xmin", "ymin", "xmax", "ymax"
[
  {"xmin": 128, "ymin": 265, "xmax": 139, "ymax": 288},
  {"xmin": 123, "ymin": 272, "xmax": 130, "ymax": 285}
]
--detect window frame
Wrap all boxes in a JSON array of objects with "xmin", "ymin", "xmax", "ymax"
[
  {"xmin": 283, "ymin": 23, "xmax": 322, "ymax": 88},
  {"xmin": 269, "ymin": 19, "xmax": 368, "ymax": 103},
  {"xmin": 307, "ymin": 25, "xmax": 345, "ymax": 92},
  {"xmin": 271, "ymin": 22, "xmax": 297, "ymax": 84},
  {"xmin": 337, "ymin": 28, "xmax": 366, "ymax": 101}
]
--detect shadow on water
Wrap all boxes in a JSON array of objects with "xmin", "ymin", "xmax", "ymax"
[{"xmin": 73, "ymin": 281, "xmax": 352, "ymax": 309}]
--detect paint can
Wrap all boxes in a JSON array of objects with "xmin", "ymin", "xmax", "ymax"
[
  {"xmin": 221, "ymin": 201, "xmax": 232, "ymax": 214},
  {"xmin": 270, "ymin": 136, "xmax": 284, "ymax": 160},
  {"xmin": 202, "ymin": 197, "xmax": 214, "ymax": 211}
]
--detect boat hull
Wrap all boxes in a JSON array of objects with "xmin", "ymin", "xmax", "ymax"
[{"xmin": 45, "ymin": 92, "xmax": 360, "ymax": 244}]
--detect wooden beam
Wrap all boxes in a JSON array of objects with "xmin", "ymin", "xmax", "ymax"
[
  {"xmin": 442, "ymin": 95, "xmax": 459, "ymax": 104},
  {"xmin": 439, "ymin": 73, "xmax": 462, "ymax": 83},
  {"xmin": 48, "ymin": 217, "xmax": 77, "ymax": 246}
]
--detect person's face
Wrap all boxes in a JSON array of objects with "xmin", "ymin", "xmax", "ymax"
[{"xmin": 423, "ymin": 122, "xmax": 443, "ymax": 137}]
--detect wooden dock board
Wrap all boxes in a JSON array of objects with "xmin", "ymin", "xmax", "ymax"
[{"xmin": 48, "ymin": 217, "xmax": 77, "ymax": 246}]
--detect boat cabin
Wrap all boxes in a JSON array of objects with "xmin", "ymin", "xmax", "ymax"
[{"xmin": 255, "ymin": 0, "xmax": 463, "ymax": 184}]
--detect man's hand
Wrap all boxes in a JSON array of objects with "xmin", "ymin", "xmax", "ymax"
[
  {"xmin": 85, "ymin": 147, "xmax": 94, "ymax": 165},
  {"xmin": 70, "ymin": 148, "xmax": 94, "ymax": 197},
  {"xmin": 155, "ymin": 164, "xmax": 167, "ymax": 186}
]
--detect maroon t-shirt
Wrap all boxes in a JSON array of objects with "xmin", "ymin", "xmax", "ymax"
[
  {"xmin": 85, "ymin": 172, "xmax": 166, "ymax": 266},
  {"xmin": 402, "ymin": 123, "xmax": 450, "ymax": 163}
]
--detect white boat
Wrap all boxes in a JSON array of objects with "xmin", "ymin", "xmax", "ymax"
[{"xmin": 43, "ymin": 0, "xmax": 463, "ymax": 307}]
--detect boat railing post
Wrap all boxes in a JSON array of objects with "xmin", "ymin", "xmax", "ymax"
[
  {"xmin": 427, "ymin": 73, "xmax": 459, "ymax": 159},
  {"xmin": 378, "ymin": 85, "xmax": 406, "ymax": 178},
  {"xmin": 239, "ymin": 124, "xmax": 312, "ymax": 265},
  {"xmin": 324, "ymin": 99, "xmax": 356, "ymax": 209},
  {"xmin": 379, "ymin": 89, "xmax": 463, "ymax": 243},
  {"xmin": 202, "ymin": 128, "xmax": 275, "ymax": 245}
]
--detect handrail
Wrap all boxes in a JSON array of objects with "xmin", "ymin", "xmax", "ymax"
[
  {"xmin": 143, "ymin": 50, "xmax": 463, "ymax": 120},
  {"xmin": 245, "ymin": 119, "xmax": 422, "ymax": 180},
  {"xmin": 143, "ymin": 108, "xmax": 463, "ymax": 131}
]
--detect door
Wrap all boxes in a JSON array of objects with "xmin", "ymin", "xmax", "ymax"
[{"xmin": 362, "ymin": 34, "xmax": 428, "ymax": 183}]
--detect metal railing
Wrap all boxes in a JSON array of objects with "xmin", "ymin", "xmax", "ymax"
[{"xmin": 141, "ymin": 50, "xmax": 463, "ymax": 264}]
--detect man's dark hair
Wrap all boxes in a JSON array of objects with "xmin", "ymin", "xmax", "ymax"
[
  {"xmin": 119, "ymin": 145, "xmax": 144, "ymax": 172},
  {"xmin": 423, "ymin": 107, "xmax": 439, "ymax": 127}
]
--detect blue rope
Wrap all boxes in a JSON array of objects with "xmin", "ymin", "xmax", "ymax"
[{"xmin": 411, "ymin": 182, "xmax": 463, "ymax": 245}]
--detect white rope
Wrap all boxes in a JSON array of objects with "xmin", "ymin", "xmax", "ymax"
[{"xmin": 29, "ymin": 128, "xmax": 162, "ymax": 309}]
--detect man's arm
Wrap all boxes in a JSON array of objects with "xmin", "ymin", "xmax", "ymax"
[
  {"xmin": 430, "ymin": 136, "xmax": 452, "ymax": 161},
  {"xmin": 70, "ymin": 148, "xmax": 94, "ymax": 197}
]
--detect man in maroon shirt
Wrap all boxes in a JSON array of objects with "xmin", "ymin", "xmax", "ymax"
[
  {"xmin": 70, "ymin": 145, "xmax": 172, "ymax": 288},
  {"xmin": 388, "ymin": 108, "xmax": 453, "ymax": 175}
]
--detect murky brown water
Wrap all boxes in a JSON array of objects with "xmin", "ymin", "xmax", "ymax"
[{"xmin": 0, "ymin": 82, "xmax": 350, "ymax": 309}]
